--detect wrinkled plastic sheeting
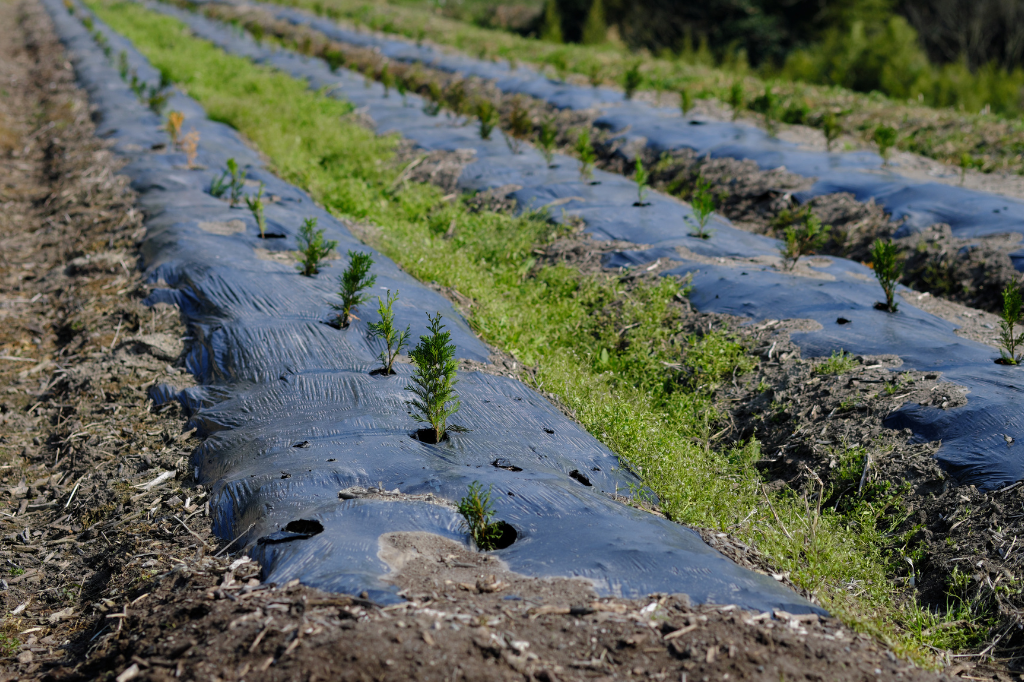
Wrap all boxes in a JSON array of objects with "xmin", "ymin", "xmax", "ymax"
[
  {"xmin": 42, "ymin": 0, "xmax": 825, "ymax": 614},
  {"xmin": 236, "ymin": 0, "xmax": 1024, "ymax": 246},
  {"xmin": 150, "ymin": 1, "xmax": 1024, "ymax": 491}
]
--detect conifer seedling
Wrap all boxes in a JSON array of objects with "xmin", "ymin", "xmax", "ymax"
[
  {"xmin": 406, "ymin": 312, "xmax": 460, "ymax": 443},
  {"xmin": 999, "ymin": 282, "xmax": 1024, "ymax": 364},
  {"xmin": 165, "ymin": 111, "xmax": 184, "ymax": 148},
  {"xmin": 423, "ymin": 81, "xmax": 443, "ymax": 116},
  {"xmin": 332, "ymin": 251, "xmax": 376, "ymax": 327},
  {"xmin": 782, "ymin": 208, "xmax": 831, "ymax": 269},
  {"xmin": 367, "ymin": 289, "xmax": 410, "ymax": 374},
  {"xmin": 223, "ymin": 158, "xmax": 247, "ymax": 206},
  {"xmin": 873, "ymin": 125, "xmax": 897, "ymax": 165},
  {"xmin": 180, "ymin": 130, "xmax": 200, "ymax": 169},
  {"xmin": 728, "ymin": 81, "xmax": 744, "ymax": 120},
  {"xmin": 295, "ymin": 217, "xmax": 337, "ymax": 276},
  {"xmin": 575, "ymin": 128, "xmax": 597, "ymax": 181},
  {"xmin": 380, "ymin": 64, "xmax": 394, "ymax": 97},
  {"xmin": 623, "ymin": 62, "xmax": 642, "ymax": 100},
  {"xmin": 685, "ymin": 176, "xmax": 715, "ymax": 238},
  {"xmin": 822, "ymin": 111, "xmax": 841, "ymax": 152},
  {"xmin": 246, "ymin": 183, "xmax": 267, "ymax": 238},
  {"xmin": 475, "ymin": 99, "xmax": 499, "ymax": 140},
  {"xmin": 870, "ymin": 238, "xmax": 903, "ymax": 312},
  {"xmin": 633, "ymin": 157, "xmax": 649, "ymax": 205},
  {"xmin": 118, "ymin": 50, "xmax": 129, "ymax": 81},
  {"xmin": 588, "ymin": 63, "xmax": 602, "ymax": 88},
  {"xmin": 680, "ymin": 87, "xmax": 693, "ymax": 116},
  {"xmin": 457, "ymin": 482, "xmax": 501, "ymax": 550},
  {"xmin": 506, "ymin": 97, "xmax": 531, "ymax": 154},
  {"xmin": 539, "ymin": 117, "xmax": 558, "ymax": 166}
]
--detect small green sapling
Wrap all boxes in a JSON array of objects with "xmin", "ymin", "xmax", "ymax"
[
  {"xmin": 406, "ymin": 312, "xmax": 460, "ymax": 443},
  {"xmin": 475, "ymin": 99, "xmax": 499, "ymax": 140},
  {"xmin": 679, "ymin": 87, "xmax": 693, "ymax": 116},
  {"xmin": 781, "ymin": 208, "xmax": 831, "ymax": 269},
  {"xmin": 380, "ymin": 64, "xmax": 393, "ymax": 97},
  {"xmin": 999, "ymin": 282, "xmax": 1024, "ymax": 364},
  {"xmin": 623, "ymin": 62, "xmax": 642, "ymax": 100},
  {"xmin": 332, "ymin": 251, "xmax": 376, "ymax": 327},
  {"xmin": 539, "ymin": 117, "xmax": 558, "ymax": 166},
  {"xmin": 633, "ymin": 157, "xmax": 649, "ymax": 205},
  {"xmin": 506, "ymin": 97, "xmax": 531, "ymax": 154},
  {"xmin": 575, "ymin": 128, "xmax": 597, "ymax": 181},
  {"xmin": 295, "ymin": 217, "xmax": 338, "ymax": 276},
  {"xmin": 685, "ymin": 176, "xmax": 715, "ymax": 238},
  {"xmin": 822, "ymin": 111, "xmax": 841, "ymax": 152},
  {"xmin": 873, "ymin": 125, "xmax": 897, "ymax": 165},
  {"xmin": 588, "ymin": 63, "xmax": 602, "ymax": 88},
  {"xmin": 728, "ymin": 81, "xmax": 744, "ymax": 120},
  {"xmin": 245, "ymin": 183, "xmax": 267, "ymax": 238},
  {"xmin": 869, "ymin": 238, "xmax": 903, "ymax": 312},
  {"xmin": 457, "ymin": 482, "xmax": 502, "ymax": 550},
  {"xmin": 212, "ymin": 158, "xmax": 247, "ymax": 205},
  {"xmin": 367, "ymin": 289, "xmax": 410, "ymax": 374}
]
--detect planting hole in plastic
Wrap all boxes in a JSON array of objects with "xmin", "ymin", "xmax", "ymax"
[
  {"xmin": 412, "ymin": 428, "xmax": 446, "ymax": 444},
  {"xmin": 836, "ymin": 317, "xmax": 851, "ymax": 325},
  {"xmin": 490, "ymin": 521, "xmax": 517, "ymax": 550},
  {"xmin": 569, "ymin": 469, "xmax": 593, "ymax": 486},
  {"xmin": 285, "ymin": 519, "xmax": 324, "ymax": 536},
  {"xmin": 492, "ymin": 458, "xmax": 523, "ymax": 472}
]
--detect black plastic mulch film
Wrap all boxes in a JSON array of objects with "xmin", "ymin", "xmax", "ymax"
[{"xmin": 39, "ymin": 0, "xmax": 835, "ymax": 613}]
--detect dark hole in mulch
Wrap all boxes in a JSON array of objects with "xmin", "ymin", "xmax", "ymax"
[
  {"xmin": 837, "ymin": 317, "xmax": 851, "ymax": 325},
  {"xmin": 492, "ymin": 458, "xmax": 523, "ymax": 472},
  {"xmin": 490, "ymin": 521, "xmax": 517, "ymax": 550},
  {"xmin": 569, "ymin": 469, "xmax": 592, "ymax": 486},
  {"xmin": 285, "ymin": 519, "xmax": 324, "ymax": 536},
  {"xmin": 412, "ymin": 428, "xmax": 446, "ymax": 444}
]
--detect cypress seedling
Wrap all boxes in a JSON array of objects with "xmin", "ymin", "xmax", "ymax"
[
  {"xmin": 295, "ymin": 217, "xmax": 337, "ymax": 276},
  {"xmin": 782, "ymin": 208, "xmax": 831, "ymax": 269},
  {"xmin": 332, "ymin": 251, "xmax": 376, "ymax": 327},
  {"xmin": 874, "ymin": 125, "xmax": 897, "ymax": 165},
  {"xmin": 457, "ymin": 482, "xmax": 502, "ymax": 550},
  {"xmin": 368, "ymin": 290, "xmax": 410, "ymax": 375},
  {"xmin": 870, "ymin": 238, "xmax": 903, "ymax": 312},
  {"xmin": 245, "ymin": 183, "xmax": 267, "ymax": 238},
  {"xmin": 999, "ymin": 282, "xmax": 1023, "ymax": 364},
  {"xmin": 475, "ymin": 99, "xmax": 499, "ymax": 140},
  {"xmin": 633, "ymin": 157, "xmax": 649, "ymax": 206},
  {"xmin": 822, "ymin": 111, "xmax": 842, "ymax": 152},
  {"xmin": 623, "ymin": 62, "xmax": 642, "ymax": 100},
  {"xmin": 539, "ymin": 117, "xmax": 558, "ymax": 166},
  {"xmin": 685, "ymin": 176, "xmax": 715, "ymax": 238},
  {"xmin": 575, "ymin": 128, "xmax": 597, "ymax": 181},
  {"xmin": 406, "ymin": 312, "xmax": 460, "ymax": 443}
]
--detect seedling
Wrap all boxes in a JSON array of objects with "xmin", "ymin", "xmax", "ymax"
[
  {"xmin": 180, "ymin": 129, "xmax": 199, "ymax": 169},
  {"xmin": 959, "ymin": 152, "xmax": 974, "ymax": 186},
  {"xmin": 423, "ymin": 81, "xmax": 443, "ymax": 116},
  {"xmin": 685, "ymin": 176, "xmax": 715, "ymax": 238},
  {"xmin": 588, "ymin": 63, "xmax": 602, "ymax": 88},
  {"xmin": 574, "ymin": 128, "xmax": 597, "ymax": 181},
  {"xmin": 539, "ymin": 117, "xmax": 558, "ymax": 166},
  {"xmin": 822, "ymin": 111, "xmax": 841, "ymax": 152},
  {"xmin": 679, "ymin": 87, "xmax": 693, "ymax": 116},
  {"xmin": 118, "ymin": 50, "xmax": 129, "ymax": 80},
  {"xmin": 751, "ymin": 85, "xmax": 778, "ymax": 135},
  {"xmin": 406, "ymin": 312, "xmax": 461, "ymax": 443},
  {"xmin": 295, "ymin": 217, "xmax": 337, "ymax": 276},
  {"xmin": 457, "ymin": 482, "xmax": 502, "ymax": 550},
  {"xmin": 380, "ymin": 64, "xmax": 393, "ymax": 97},
  {"xmin": 506, "ymin": 97, "xmax": 531, "ymax": 154},
  {"xmin": 999, "ymin": 282, "xmax": 1024, "ymax": 364},
  {"xmin": 816, "ymin": 349, "xmax": 858, "ymax": 375},
  {"xmin": 217, "ymin": 158, "xmax": 247, "ymax": 206},
  {"xmin": 165, "ymin": 110, "xmax": 184, "ymax": 148},
  {"xmin": 728, "ymin": 81, "xmax": 744, "ymax": 120},
  {"xmin": 781, "ymin": 208, "xmax": 831, "ymax": 269},
  {"xmin": 332, "ymin": 251, "xmax": 376, "ymax": 327},
  {"xmin": 623, "ymin": 62, "xmax": 642, "ymax": 100},
  {"xmin": 870, "ymin": 238, "xmax": 903, "ymax": 312},
  {"xmin": 873, "ymin": 125, "xmax": 897, "ymax": 165},
  {"xmin": 367, "ymin": 289, "xmax": 410, "ymax": 374},
  {"xmin": 446, "ymin": 80, "xmax": 468, "ymax": 116},
  {"xmin": 633, "ymin": 157, "xmax": 649, "ymax": 206},
  {"xmin": 362, "ymin": 63, "xmax": 374, "ymax": 88},
  {"xmin": 146, "ymin": 83, "xmax": 171, "ymax": 116},
  {"xmin": 323, "ymin": 48, "xmax": 345, "ymax": 72},
  {"xmin": 245, "ymin": 183, "xmax": 267, "ymax": 238},
  {"xmin": 475, "ymin": 99, "xmax": 499, "ymax": 140}
]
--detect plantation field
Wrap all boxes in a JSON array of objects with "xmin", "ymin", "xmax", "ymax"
[{"xmin": 3, "ymin": 0, "xmax": 1024, "ymax": 680}]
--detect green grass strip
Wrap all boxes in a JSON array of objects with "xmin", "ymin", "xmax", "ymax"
[{"xmin": 87, "ymin": 0, "xmax": 984, "ymax": 663}]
